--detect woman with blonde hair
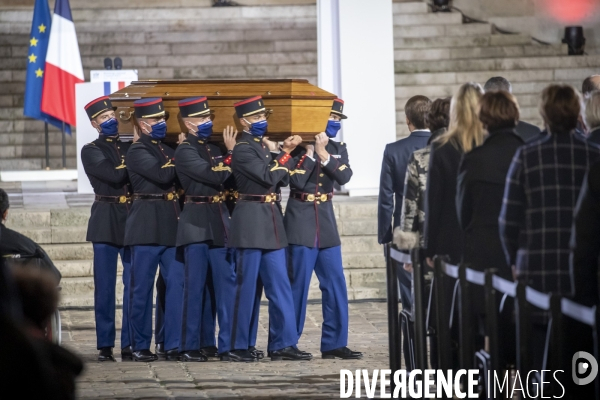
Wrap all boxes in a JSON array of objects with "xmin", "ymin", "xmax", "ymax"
[{"xmin": 424, "ymin": 82, "xmax": 484, "ymax": 266}]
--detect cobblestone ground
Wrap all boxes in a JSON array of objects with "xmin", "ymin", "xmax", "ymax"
[{"xmin": 61, "ymin": 301, "xmax": 390, "ymax": 399}]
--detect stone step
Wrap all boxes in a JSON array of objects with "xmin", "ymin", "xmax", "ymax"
[
  {"xmin": 58, "ymin": 267, "xmax": 386, "ymax": 306},
  {"xmin": 394, "ymin": 69, "xmax": 566, "ymax": 87},
  {"xmin": 394, "ymin": 44, "xmax": 566, "ymax": 62},
  {"xmin": 393, "ymin": 12, "xmax": 462, "ymax": 27},
  {"xmin": 392, "ymin": 2, "xmax": 429, "ymax": 14},
  {"xmin": 42, "ymin": 243, "xmax": 94, "ymax": 261},
  {"xmin": 15, "ymin": 226, "xmax": 87, "ymax": 244},
  {"xmin": 339, "ymin": 218, "xmax": 377, "ymax": 236},
  {"xmin": 336, "ymin": 200, "xmax": 378, "ymax": 219},
  {"xmin": 343, "ymin": 252, "xmax": 384, "ymax": 270},
  {"xmin": 60, "ymin": 282, "xmax": 386, "ymax": 306},
  {"xmin": 395, "ymin": 55, "xmax": 600, "ymax": 74},
  {"xmin": 393, "ymin": 34, "xmax": 533, "ymax": 49},
  {"xmin": 0, "ymin": 144, "xmax": 77, "ymax": 159},
  {"xmin": 1, "ymin": 40, "xmax": 318, "ymax": 59},
  {"xmin": 0, "ymin": 158, "xmax": 43, "ymax": 170},
  {"xmin": 394, "ymin": 23, "xmax": 491, "ymax": 39},
  {"xmin": 0, "ymin": 132, "xmax": 78, "ymax": 146},
  {"xmin": 340, "ymin": 235, "xmax": 381, "ymax": 253},
  {"xmin": 0, "ymin": 6, "xmax": 317, "ymax": 24}
]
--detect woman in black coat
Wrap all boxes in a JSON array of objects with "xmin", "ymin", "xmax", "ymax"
[
  {"xmin": 424, "ymin": 82, "xmax": 484, "ymax": 265},
  {"xmin": 456, "ymin": 90, "xmax": 524, "ymax": 276}
]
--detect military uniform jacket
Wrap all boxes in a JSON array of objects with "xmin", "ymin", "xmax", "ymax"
[
  {"xmin": 81, "ymin": 135, "xmax": 131, "ymax": 246},
  {"xmin": 229, "ymin": 132, "xmax": 295, "ymax": 249},
  {"xmin": 124, "ymin": 134, "xmax": 180, "ymax": 247},
  {"xmin": 284, "ymin": 140, "xmax": 352, "ymax": 248},
  {"xmin": 175, "ymin": 135, "xmax": 233, "ymax": 247}
]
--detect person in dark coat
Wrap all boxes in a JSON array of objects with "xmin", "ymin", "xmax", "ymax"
[
  {"xmin": 484, "ymin": 76, "xmax": 542, "ymax": 143},
  {"xmin": 284, "ymin": 99, "xmax": 362, "ymax": 360},
  {"xmin": 571, "ymin": 160, "xmax": 600, "ymax": 306},
  {"xmin": 80, "ymin": 96, "xmax": 132, "ymax": 362},
  {"xmin": 500, "ymin": 85, "xmax": 600, "ymax": 371},
  {"xmin": 425, "ymin": 82, "xmax": 484, "ymax": 266},
  {"xmin": 124, "ymin": 98, "xmax": 185, "ymax": 362},
  {"xmin": 456, "ymin": 90, "xmax": 524, "ymax": 276},
  {"xmin": 229, "ymin": 96, "xmax": 311, "ymax": 361},
  {"xmin": 174, "ymin": 96, "xmax": 246, "ymax": 362}
]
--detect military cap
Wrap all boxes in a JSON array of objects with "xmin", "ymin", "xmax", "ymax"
[
  {"xmin": 234, "ymin": 95, "xmax": 266, "ymax": 118},
  {"xmin": 178, "ymin": 96, "xmax": 211, "ymax": 118},
  {"xmin": 84, "ymin": 96, "xmax": 116, "ymax": 120},
  {"xmin": 134, "ymin": 97, "xmax": 169, "ymax": 120},
  {"xmin": 331, "ymin": 98, "xmax": 347, "ymax": 119}
]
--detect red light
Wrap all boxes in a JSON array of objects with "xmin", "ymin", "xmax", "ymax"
[{"xmin": 545, "ymin": 0, "xmax": 597, "ymax": 24}]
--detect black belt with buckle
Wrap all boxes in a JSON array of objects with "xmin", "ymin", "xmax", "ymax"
[
  {"xmin": 95, "ymin": 194, "xmax": 130, "ymax": 204},
  {"xmin": 290, "ymin": 191, "xmax": 333, "ymax": 202},
  {"xmin": 184, "ymin": 194, "xmax": 225, "ymax": 204},
  {"xmin": 132, "ymin": 192, "xmax": 178, "ymax": 201},
  {"xmin": 237, "ymin": 193, "xmax": 281, "ymax": 203}
]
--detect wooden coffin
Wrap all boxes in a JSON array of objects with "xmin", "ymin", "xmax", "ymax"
[{"xmin": 109, "ymin": 79, "xmax": 337, "ymax": 142}]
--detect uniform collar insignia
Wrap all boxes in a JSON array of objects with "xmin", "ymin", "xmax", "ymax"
[
  {"xmin": 198, "ymin": 139, "xmax": 205, "ymax": 144},
  {"xmin": 253, "ymin": 138, "xmax": 260, "ymax": 142},
  {"xmin": 151, "ymin": 140, "xmax": 158, "ymax": 144}
]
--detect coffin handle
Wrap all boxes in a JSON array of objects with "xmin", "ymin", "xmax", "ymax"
[{"xmin": 119, "ymin": 110, "xmax": 134, "ymax": 121}]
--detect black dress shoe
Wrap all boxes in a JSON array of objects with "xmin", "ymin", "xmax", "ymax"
[
  {"xmin": 270, "ymin": 346, "xmax": 313, "ymax": 361},
  {"xmin": 248, "ymin": 346, "xmax": 264, "ymax": 360},
  {"xmin": 219, "ymin": 349, "xmax": 258, "ymax": 362},
  {"xmin": 179, "ymin": 350, "xmax": 208, "ymax": 362},
  {"xmin": 121, "ymin": 346, "xmax": 133, "ymax": 361},
  {"xmin": 98, "ymin": 347, "xmax": 115, "ymax": 362},
  {"xmin": 200, "ymin": 345, "xmax": 219, "ymax": 358},
  {"xmin": 132, "ymin": 349, "xmax": 158, "ymax": 362},
  {"xmin": 155, "ymin": 343, "xmax": 166, "ymax": 359},
  {"xmin": 165, "ymin": 348, "xmax": 180, "ymax": 361},
  {"xmin": 322, "ymin": 346, "xmax": 363, "ymax": 360}
]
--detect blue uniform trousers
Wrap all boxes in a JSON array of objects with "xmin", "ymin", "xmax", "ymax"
[
  {"xmin": 200, "ymin": 274, "xmax": 218, "ymax": 348},
  {"xmin": 248, "ymin": 277, "xmax": 263, "ymax": 348},
  {"xmin": 154, "ymin": 268, "xmax": 217, "ymax": 349},
  {"xmin": 288, "ymin": 245, "xmax": 349, "ymax": 352},
  {"xmin": 129, "ymin": 245, "xmax": 184, "ymax": 351},
  {"xmin": 231, "ymin": 248, "xmax": 297, "ymax": 352},
  {"xmin": 154, "ymin": 271, "xmax": 166, "ymax": 345},
  {"xmin": 92, "ymin": 243, "xmax": 131, "ymax": 350},
  {"xmin": 181, "ymin": 243, "xmax": 235, "ymax": 352}
]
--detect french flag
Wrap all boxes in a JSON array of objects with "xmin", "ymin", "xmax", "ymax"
[{"xmin": 41, "ymin": 0, "xmax": 83, "ymax": 128}]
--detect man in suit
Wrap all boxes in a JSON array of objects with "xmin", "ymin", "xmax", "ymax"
[
  {"xmin": 81, "ymin": 96, "xmax": 132, "ymax": 362},
  {"xmin": 285, "ymin": 99, "xmax": 362, "ymax": 359},
  {"xmin": 229, "ymin": 96, "xmax": 311, "ymax": 361},
  {"xmin": 124, "ymin": 98, "xmax": 184, "ymax": 362},
  {"xmin": 174, "ymin": 96, "xmax": 245, "ymax": 361},
  {"xmin": 483, "ymin": 76, "xmax": 542, "ymax": 143},
  {"xmin": 378, "ymin": 95, "xmax": 432, "ymax": 310}
]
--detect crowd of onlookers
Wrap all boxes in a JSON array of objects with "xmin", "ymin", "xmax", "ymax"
[{"xmin": 378, "ymin": 74, "xmax": 600, "ymax": 388}]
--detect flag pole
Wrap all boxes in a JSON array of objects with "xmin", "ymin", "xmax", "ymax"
[
  {"xmin": 44, "ymin": 122, "xmax": 50, "ymax": 170},
  {"xmin": 61, "ymin": 121, "xmax": 66, "ymax": 168}
]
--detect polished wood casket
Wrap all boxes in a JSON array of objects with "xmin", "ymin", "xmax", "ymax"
[{"xmin": 109, "ymin": 79, "xmax": 337, "ymax": 142}]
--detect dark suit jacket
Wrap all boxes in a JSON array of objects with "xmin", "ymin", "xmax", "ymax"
[
  {"xmin": 284, "ymin": 141, "xmax": 352, "ymax": 248},
  {"xmin": 229, "ymin": 132, "xmax": 295, "ymax": 249},
  {"xmin": 571, "ymin": 160, "xmax": 600, "ymax": 306},
  {"xmin": 424, "ymin": 138, "xmax": 464, "ymax": 263},
  {"xmin": 456, "ymin": 128, "xmax": 524, "ymax": 275},
  {"xmin": 175, "ymin": 135, "xmax": 233, "ymax": 248},
  {"xmin": 515, "ymin": 120, "xmax": 542, "ymax": 143},
  {"xmin": 378, "ymin": 130, "xmax": 431, "ymax": 244},
  {"xmin": 81, "ymin": 135, "xmax": 131, "ymax": 246}
]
